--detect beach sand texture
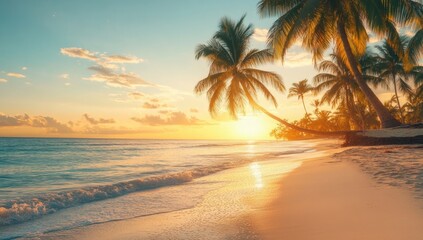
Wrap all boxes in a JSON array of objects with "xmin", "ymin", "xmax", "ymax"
[{"xmin": 254, "ymin": 145, "xmax": 423, "ymax": 240}]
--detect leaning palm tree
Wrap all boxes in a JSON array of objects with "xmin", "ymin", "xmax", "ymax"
[
  {"xmin": 195, "ymin": 16, "xmax": 348, "ymax": 135},
  {"xmin": 287, "ymin": 79, "xmax": 312, "ymax": 115},
  {"xmin": 258, "ymin": 0, "xmax": 422, "ymax": 128}
]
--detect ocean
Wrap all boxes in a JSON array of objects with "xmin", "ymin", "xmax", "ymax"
[{"xmin": 0, "ymin": 138, "xmax": 318, "ymax": 239}]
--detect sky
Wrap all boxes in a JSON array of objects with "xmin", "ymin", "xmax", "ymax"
[{"xmin": 0, "ymin": 0, "xmax": 401, "ymax": 140}]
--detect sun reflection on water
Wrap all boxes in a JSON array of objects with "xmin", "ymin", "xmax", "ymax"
[{"xmin": 250, "ymin": 162, "xmax": 263, "ymax": 189}]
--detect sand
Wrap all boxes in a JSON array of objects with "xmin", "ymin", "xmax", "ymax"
[
  {"xmin": 36, "ymin": 141, "xmax": 423, "ymax": 240},
  {"xmin": 253, "ymin": 146, "xmax": 423, "ymax": 240}
]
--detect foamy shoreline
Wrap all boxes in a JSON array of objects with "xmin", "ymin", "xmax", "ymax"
[{"xmin": 17, "ymin": 140, "xmax": 423, "ymax": 239}]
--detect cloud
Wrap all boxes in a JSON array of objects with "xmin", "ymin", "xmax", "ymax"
[
  {"xmin": 0, "ymin": 78, "xmax": 7, "ymax": 83},
  {"xmin": 132, "ymin": 111, "xmax": 208, "ymax": 126},
  {"xmin": 84, "ymin": 65, "xmax": 151, "ymax": 88},
  {"xmin": 7, "ymin": 72, "xmax": 26, "ymax": 78},
  {"xmin": 190, "ymin": 108, "xmax": 199, "ymax": 113},
  {"xmin": 104, "ymin": 55, "xmax": 143, "ymax": 63},
  {"xmin": 60, "ymin": 73, "xmax": 69, "ymax": 79},
  {"xmin": 61, "ymin": 48, "xmax": 98, "ymax": 61},
  {"xmin": 142, "ymin": 102, "xmax": 160, "ymax": 109},
  {"xmin": 61, "ymin": 47, "xmax": 151, "ymax": 88},
  {"xmin": 0, "ymin": 113, "xmax": 73, "ymax": 133},
  {"xmin": 128, "ymin": 91, "xmax": 144, "ymax": 100},
  {"xmin": 253, "ymin": 28, "xmax": 268, "ymax": 42},
  {"xmin": 83, "ymin": 114, "xmax": 115, "ymax": 125},
  {"xmin": 283, "ymin": 50, "xmax": 313, "ymax": 67},
  {"xmin": 64, "ymin": 83, "xmax": 71, "ymax": 86},
  {"xmin": 158, "ymin": 110, "xmax": 169, "ymax": 114},
  {"xmin": 22, "ymin": 67, "xmax": 27, "ymax": 71}
]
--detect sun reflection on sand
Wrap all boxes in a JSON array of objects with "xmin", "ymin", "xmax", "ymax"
[{"xmin": 250, "ymin": 162, "xmax": 263, "ymax": 189}]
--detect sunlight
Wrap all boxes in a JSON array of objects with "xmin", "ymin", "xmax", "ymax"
[
  {"xmin": 250, "ymin": 162, "xmax": 263, "ymax": 189},
  {"xmin": 236, "ymin": 115, "xmax": 265, "ymax": 140}
]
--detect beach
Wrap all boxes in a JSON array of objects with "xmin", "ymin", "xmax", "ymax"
[
  {"xmin": 12, "ymin": 139, "xmax": 420, "ymax": 240},
  {"xmin": 253, "ymin": 145, "xmax": 423, "ymax": 240}
]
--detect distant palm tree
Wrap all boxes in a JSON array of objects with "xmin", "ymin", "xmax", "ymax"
[
  {"xmin": 287, "ymin": 79, "xmax": 312, "ymax": 115},
  {"xmin": 403, "ymin": 91, "xmax": 423, "ymax": 123},
  {"xmin": 313, "ymin": 53, "xmax": 366, "ymax": 129},
  {"xmin": 195, "ymin": 16, "xmax": 348, "ymax": 135},
  {"xmin": 310, "ymin": 99, "xmax": 322, "ymax": 115},
  {"xmin": 257, "ymin": 0, "xmax": 422, "ymax": 128},
  {"xmin": 369, "ymin": 36, "xmax": 423, "ymax": 122}
]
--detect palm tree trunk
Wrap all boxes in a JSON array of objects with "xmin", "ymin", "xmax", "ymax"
[
  {"xmin": 345, "ymin": 89, "xmax": 362, "ymax": 130},
  {"xmin": 392, "ymin": 73, "xmax": 404, "ymax": 122},
  {"xmin": 239, "ymin": 82, "xmax": 353, "ymax": 136},
  {"xmin": 301, "ymin": 96, "xmax": 309, "ymax": 116},
  {"xmin": 337, "ymin": 22, "xmax": 401, "ymax": 128},
  {"xmin": 253, "ymin": 102, "xmax": 352, "ymax": 136}
]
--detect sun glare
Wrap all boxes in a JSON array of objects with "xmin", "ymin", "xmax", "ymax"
[{"xmin": 236, "ymin": 115, "xmax": 265, "ymax": 140}]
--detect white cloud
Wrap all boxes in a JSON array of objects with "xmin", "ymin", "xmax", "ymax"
[
  {"xmin": 61, "ymin": 48, "xmax": 98, "ymax": 61},
  {"xmin": 61, "ymin": 47, "xmax": 150, "ymax": 88},
  {"xmin": 65, "ymin": 83, "xmax": 71, "ymax": 86},
  {"xmin": 21, "ymin": 67, "xmax": 27, "ymax": 71},
  {"xmin": 0, "ymin": 78, "xmax": 7, "ymax": 83},
  {"xmin": 283, "ymin": 50, "xmax": 313, "ymax": 68},
  {"xmin": 60, "ymin": 73, "xmax": 69, "ymax": 79},
  {"xmin": 7, "ymin": 72, "xmax": 26, "ymax": 78},
  {"xmin": 84, "ymin": 65, "xmax": 151, "ymax": 88},
  {"xmin": 104, "ymin": 55, "xmax": 143, "ymax": 64},
  {"xmin": 253, "ymin": 28, "xmax": 269, "ymax": 42}
]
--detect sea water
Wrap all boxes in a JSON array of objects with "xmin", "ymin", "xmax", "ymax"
[{"xmin": 0, "ymin": 138, "xmax": 317, "ymax": 239}]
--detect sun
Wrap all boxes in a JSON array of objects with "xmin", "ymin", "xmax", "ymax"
[{"xmin": 235, "ymin": 115, "xmax": 265, "ymax": 140}]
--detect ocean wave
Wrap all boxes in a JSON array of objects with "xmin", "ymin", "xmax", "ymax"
[
  {"xmin": 0, "ymin": 160, "xmax": 240, "ymax": 226},
  {"xmin": 0, "ymin": 146, "xmax": 309, "ymax": 227}
]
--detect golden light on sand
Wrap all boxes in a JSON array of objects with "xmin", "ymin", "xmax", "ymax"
[
  {"xmin": 236, "ymin": 115, "xmax": 265, "ymax": 140},
  {"xmin": 250, "ymin": 162, "xmax": 263, "ymax": 189}
]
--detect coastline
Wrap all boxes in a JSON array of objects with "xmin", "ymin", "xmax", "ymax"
[{"xmin": 29, "ymin": 140, "xmax": 423, "ymax": 240}]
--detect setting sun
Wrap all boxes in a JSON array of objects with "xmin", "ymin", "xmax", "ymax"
[{"xmin": 236, "ymin": 115, "xmax": 265, "ymax": 139}]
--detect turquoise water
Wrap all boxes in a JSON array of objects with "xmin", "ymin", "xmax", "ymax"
[{"xmin": 0, "ymin": 138, "xmax": 315, "ymax": 239}]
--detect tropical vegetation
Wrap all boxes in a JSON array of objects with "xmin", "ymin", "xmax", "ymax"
[
  {"xmin": 258, "ymin": 0, "xmax": 422, "ymax": 128},
  {"xmin": 195, "ymin": 0, "xmax": 423, "ymax": 140}
]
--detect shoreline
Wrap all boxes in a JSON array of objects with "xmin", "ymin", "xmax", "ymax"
[{"xmin": 21, "ymin": 140, "xmax": 423, "ymax": 240}]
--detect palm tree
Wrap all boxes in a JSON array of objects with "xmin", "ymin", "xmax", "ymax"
[
  {"xmin": 403, "ymin": 91, "xmax": 423, "ymax": 123},
  {"xmin": 311, "ymin": 99, "xmax": 321, "ymax": 115},
  {"xmin": 195, "ymin": 16, "xmax": 349, "ymax": 135},
  {"xmin": 287, "ymin": 79, "xmax": 312, "ymax": 115},
  {"xmin": 313, "ymin": 53, "xmax": 366, "ymax": 129},
  {"xmin": 257, "ymin": 0, "xmax": 422, "ymax": 128},
  {"xmin": 368, "ymin": 36, "xmax": 423, "ymax": 122},
  {"xmin": 404, "ymin": 8, "xmax": 423, "ymax": 70}
]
